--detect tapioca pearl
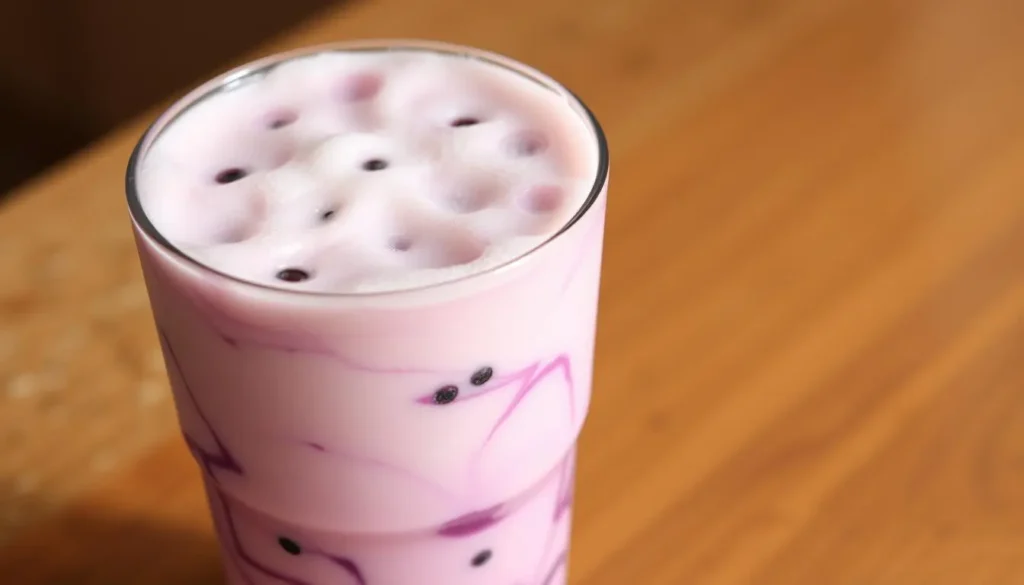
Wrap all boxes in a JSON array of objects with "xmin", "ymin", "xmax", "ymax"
[
  {"xmin": 433, "ymin": 385, "xmax": 459, "ymax": 404},
  {"xmin": 450, "ymin": 116, "xmax": 482, "ymax": 128},
  {"xmin": 214, "ymin": 167, "xmax": 249, "ymax": 184},
  {"xmin": 310, "ymin": 200, "xmax": 347, "ymax": 227},
  {"xmin": 319, "ymin": 206, "xmax": 340, "ymax": 223},
  {"xmin": 275, "ymin": 267, "xmax": 313, "ymax": 283},
  {"xmin": 434, "ymin": 99, "xmax": 493, "ymax": 128},
  {"xmin": 471, "ymin": 549, "xmax": 493, "ymax": 567},
  {"xmin": 362, "ymin": 158, "xmax": 389, "ymax": 171},
  {"xmin": 270, "ymin": 117, "xmax": 295, "ymax": 130},
  {"xmin": 278, "ymin": 537, "xmax": 302, "ymax": 555},
  {"xmin": 470, "ymin": 366, "xmax": 494, "ymax": 386}
]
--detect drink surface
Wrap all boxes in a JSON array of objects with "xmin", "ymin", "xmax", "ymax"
[{"xmin": 136, "ymin": 48, "xmax": 599, "ymax": 293}]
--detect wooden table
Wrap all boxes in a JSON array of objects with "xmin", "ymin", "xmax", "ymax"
[{"xmin": 3, "ymin": 0, "xmax": 1023, "ymax": 583}]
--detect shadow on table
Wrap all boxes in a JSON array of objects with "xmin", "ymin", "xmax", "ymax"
[{"xmin": 0, "ymin": 486, "xmax": 223, "ymax": 585}]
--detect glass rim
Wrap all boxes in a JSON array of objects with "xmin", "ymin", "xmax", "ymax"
[{"xmin": 125, "ymin": 38, "xmax": 609, "ymax": 299}]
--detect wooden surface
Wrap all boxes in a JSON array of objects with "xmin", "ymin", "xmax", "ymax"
[{"xmin": 2, "ymin": 0, "xmax": 1024, "ymax": 583}]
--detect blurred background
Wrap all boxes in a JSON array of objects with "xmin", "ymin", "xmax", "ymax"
[{"xmin": 0, "ymin": 0, "xmax": 338, "ymax": 192}]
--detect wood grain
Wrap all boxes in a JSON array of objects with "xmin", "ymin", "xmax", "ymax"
[{"xmin": 2, "ymin": 0, "xmax": 1023, "ymax": 583}]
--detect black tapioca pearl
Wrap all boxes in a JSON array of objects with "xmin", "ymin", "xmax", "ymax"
[
  {"xmin": 471, "ymin": 549, "xmax": 492, "ymax": 567},
  {"xmin": 276, "ymin": 268, "xmax": 311, "ymax": 283},
  {"xmin": 470, "ymin": 367, "xmax": 493, "ymax": 386},
  {"xmin": 362, "ymin": 158, "xmax": 389, "ymax": 171},
  {"xmin": 215, "ymin": 168, "xmax": 248, "ymax": 184},
  {"xmin": 268, "ymin": 112, "xmax": 298, "ymax": 129},
  {"xmin": 278, "ymin": 537, "xmax": 302, "ymax": 555},
  {"xmin": 320, "ymin": 208, "xmax": 337, "ymax": 222},
  {"xmin": 433, "ymin": 385, "xmax": 459, "ymax": 405},
  {"xmin": 451, "ymin": 117, "xmax": 481, "ymax": 128}
]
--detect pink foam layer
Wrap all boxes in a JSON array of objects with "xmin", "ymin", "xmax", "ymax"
[{"xmin": 138, "ymin": 50, "xmax": 598, "ymax": 293}]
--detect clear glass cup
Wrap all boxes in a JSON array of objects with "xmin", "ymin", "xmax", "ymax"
[{"xmin": 126, "ymin": 39, "xmax": 608, "ymax": 585}]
